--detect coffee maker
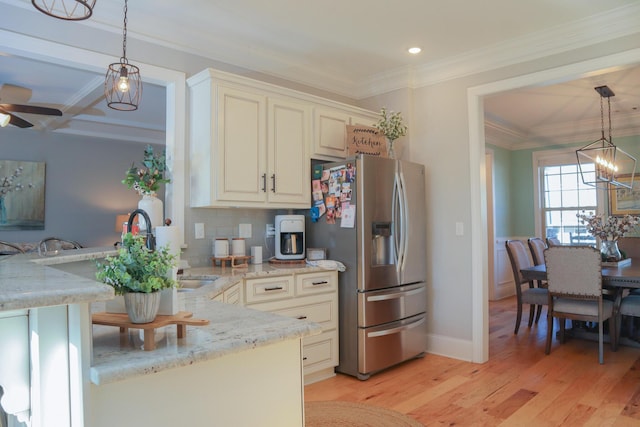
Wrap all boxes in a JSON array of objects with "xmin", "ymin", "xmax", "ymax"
[{"xmin": 275, "ymin": 215, "xmax": 305, "ymax": 260}]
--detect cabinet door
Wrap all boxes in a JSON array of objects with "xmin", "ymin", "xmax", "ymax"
[
  {"xmin": 313, "ymin": 107, "xmax": 352, "ymax": 159},
  {"xmin": 216, "ymin": 85, "xmax": 267, "ymax": 203},
  {"xmin": 267, "ymin": 98, "xmax": 310, "ymax": 206}
]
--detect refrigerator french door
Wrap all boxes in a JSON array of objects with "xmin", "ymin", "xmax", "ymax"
[{"xmin": 306, "ymin": 155, "xmax": 427, "ymax": 380}]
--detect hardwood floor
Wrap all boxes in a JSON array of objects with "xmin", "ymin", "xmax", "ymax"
[{"xmin": 304, "ymin": 296, "xmax": 640, "ymax": 426}]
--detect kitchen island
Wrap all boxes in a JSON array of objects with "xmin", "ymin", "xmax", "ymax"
[{"xmin": 0, "ymin": 248, "xmax": 322, "ymax": 427}]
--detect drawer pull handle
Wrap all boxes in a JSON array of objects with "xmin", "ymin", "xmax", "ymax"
[
  {"xmin": 261, "ymin": 173, "xmax": 267, "ymax": 192},
  {"xmin": 264, "ymin": 286, "xmax": 283, "ymax": 291},
  {"xmin": 303, "ymin": 357, "xmax": 308, "ymax": 360},
  {"xmin": 312, "ymin": 281, "xmax": 328, "ymax": 286},
  {"xmin": 296, "ymin": 315, "xmax": 307, "ymax": 320}
]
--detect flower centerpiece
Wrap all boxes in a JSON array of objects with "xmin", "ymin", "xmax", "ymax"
[
  {"xmin": 576, "ymin": 211, "xmax": 640, "ymax": 262},
  {"xmin": 122, "ymin": 145, "xmax": 170, "ymax": 230},
  {"xmin": 373, "ymin": 107, "xmax": 407, "ymax": 159},
  {"xmin": 122, "ymin": 144, "xmax": 170, "ymax": 195},
  {"xmin": 96, "ymin": 233, "xmax": 177, "ymax": 323}
]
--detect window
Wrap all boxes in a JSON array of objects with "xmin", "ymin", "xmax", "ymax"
[{"xmin": 541, "ymin": 162, "xmax": 598, "ymax": 245}]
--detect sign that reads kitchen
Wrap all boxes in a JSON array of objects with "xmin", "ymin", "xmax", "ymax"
[{"xmin": 346, "ymin": 125, "xmax": 388, "ymax": 158}]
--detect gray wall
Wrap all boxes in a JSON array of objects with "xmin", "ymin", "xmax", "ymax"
[{"xmin": 0, "ymin": 127, "xmax": 160, "ymax": 248}]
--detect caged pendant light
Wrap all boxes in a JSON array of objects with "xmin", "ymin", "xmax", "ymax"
[
  {"xmin": 31, "ymin": 0, "xmax": 95, "ymax": 21},
  {"xmin": 576, "ymin": 85, "xmax": 636, "ymax": 190},
  {"xmin": 104, "ymin": 0, "xmax": 142, "ymax": 111}
]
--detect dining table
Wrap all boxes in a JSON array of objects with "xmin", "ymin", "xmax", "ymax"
[{"xmin": 521, "ymin": 262, "xmax": 640, "ymax": 348}]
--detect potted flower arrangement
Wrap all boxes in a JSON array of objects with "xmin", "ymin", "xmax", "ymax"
[
  {"xmin": 122, "ymin": 144, "xmax": 170, "ymax": 229},
  {"xmin": 373, "ymin": 107, "xmax": 408, "ymax": 159},
  {"xmin": 576, "ymin": 211, "xmax": 640, "ymax": 262},
  {"xmin": 96, "ymin": 233, "xmax": 177, "ymax": 323}
]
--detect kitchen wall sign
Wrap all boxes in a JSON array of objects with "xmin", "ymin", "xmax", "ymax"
[
  {"xmin": 0, "ymin": 159, "xmax": 45, "ymax": 230},
  {"xmin": 346, "ymin": 125, "xmax": 387, "ymax": 158}
]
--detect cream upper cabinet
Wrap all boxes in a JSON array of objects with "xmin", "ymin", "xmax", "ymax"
[
  {"xmin": 312, "ymin": 108, "xmax": 378, "ymax": 160},
  {"xmin": 188, "ymin": 69, "xmax": 309, "ymax": 208},
  {"xmin": 267, "ymin": 97, "xmax": 310, "ymax": 205}
]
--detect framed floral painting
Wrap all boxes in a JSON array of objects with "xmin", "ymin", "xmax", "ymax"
[{"xmin": 0, "ymin": 160, "xmax": 45, "ymax": 230}]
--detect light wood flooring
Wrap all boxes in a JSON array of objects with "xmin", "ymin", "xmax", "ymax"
[{"xmin": 304, "ymin": 296, "xmax": 640, "ymax": 426}]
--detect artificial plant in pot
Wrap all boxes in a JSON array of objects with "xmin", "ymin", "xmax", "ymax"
[{"xmin": 96, "ymin": 233, "xmax": 177, "ymax": 323}]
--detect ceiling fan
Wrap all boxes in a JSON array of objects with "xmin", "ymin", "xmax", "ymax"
[{"xmin": 0, "ymin": 102, "xmax": 63, "ymax": 128}]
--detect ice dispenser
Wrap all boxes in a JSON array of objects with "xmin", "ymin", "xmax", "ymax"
[
  {"xmin": 372, "ymin": 222, "xmax": 394, "ymax": 265},
  {"xmin": 275, "ymin": 215, "xmax": 305, "ymax": 260}
]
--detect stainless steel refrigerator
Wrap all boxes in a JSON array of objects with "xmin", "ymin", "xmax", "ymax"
[{"xmin": 306, "ymin": 154, "xmax": 427, "ymax": 380}]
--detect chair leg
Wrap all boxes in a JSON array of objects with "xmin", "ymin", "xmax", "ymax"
[
  {"xmin": 598, "ymin": 317, "xmax": 604, "ymax": 364},
  {"xmin": 609, "ymin": 314, "xmax": 618, "ymax": 352},
  {"xmin": 535, "ymin": 305, "xmax": 543, "ymax": 323},
  {"xmin": 527, "ymin": 305, "xmax": 535, "ymax": 328},
  {"xmin": 559, "ymin": 318, "xmax": 566, "ymax": 343},
  {"xmin": 545, "ymin": 312, "xmax": 553, "ymax": 355},
  {"xmin": 514, "ymin": 303, "xmax": 523, "ymax": 334}
]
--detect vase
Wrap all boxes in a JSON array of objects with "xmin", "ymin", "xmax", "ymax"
[
  {"xmin": 137, "ymin": 192, "xmax": 164, "ymax": 232},
  {"xmin": 0, "ymin": 195, "xmax": 6, "ymax": 224},
  {"xmin": 387, "ymin": 138, "xmax": 396, "ymax": 159},
  {"xmin": 123, "ymin": 291, "xmax": 161, "ymax": 323},
  {"xmin": 600, "ymin": 240, "xmax": 622, "ymax": 262}
]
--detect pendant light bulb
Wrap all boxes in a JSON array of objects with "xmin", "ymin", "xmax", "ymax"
[{"xmin": 118, "ymin": 67, "xmax": 130, "ymax": 93}]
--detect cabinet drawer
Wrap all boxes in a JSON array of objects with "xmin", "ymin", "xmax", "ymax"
[
  {"xmin": 263, "ymin": 295, "xmax": 338, "ymax": 331},
  {"xmin": 302, "ymin": 330, "xmax": 338, "ymax": 373},
  {"xmin": 244, "ymin": 275, "xmax": 295, "ymax": 304},
  {"xmin": 296, "ymin": 271, "xmax": 338, "ymax": 296}
]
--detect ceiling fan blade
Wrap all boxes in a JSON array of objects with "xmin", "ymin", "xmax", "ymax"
[
  {"xmin": 7, "ymin": 113, "xmax": 34, "ymax": 128},
  {"xmin": 0, "ymin": 104, "xmax": 62, "ymax": 116}
]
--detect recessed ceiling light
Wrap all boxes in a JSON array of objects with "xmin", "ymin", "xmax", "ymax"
[{"xmin": 408, "ymin": 47, "xmax": 422, "ymax": 55}]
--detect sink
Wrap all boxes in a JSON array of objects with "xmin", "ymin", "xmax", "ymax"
[{"xmin": 177, "ymin": 278, "xmax": 217, "ymax": 291}]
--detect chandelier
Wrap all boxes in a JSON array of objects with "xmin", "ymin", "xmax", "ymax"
[
  {"xmin": 31, "ymin": 0, "xmax": 95, "ymax": 21},
  {"xmin": 576, "ymin": 85, "xmax": 636, "ymax": 190},
  {"xmin": 104, "ymin": 0, "xmax": 142, "ymax": 111}
]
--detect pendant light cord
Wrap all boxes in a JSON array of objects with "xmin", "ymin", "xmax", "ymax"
[{"xmin": 121, "ymin": 0, "xmax": 128, "ymax": 63}]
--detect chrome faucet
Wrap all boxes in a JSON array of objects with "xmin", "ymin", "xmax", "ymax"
[{"xmin": 127, "ymin": 208, "xmax": 156, "ymax": 251}]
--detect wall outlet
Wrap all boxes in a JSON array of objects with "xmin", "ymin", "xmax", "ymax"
[
  {"xmin": 195, "ymin": 223, "xmax": 205, "ymax": 239},
  {"xmin": 266, "ymin": 224, "xmax": 275, "ymax": 237},
  {"xmin": 239, "ymin": 223, "xmax": 252, "ymax": 238}
]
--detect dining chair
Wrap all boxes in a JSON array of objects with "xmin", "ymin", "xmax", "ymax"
[
  {"xmin": 0, "ymin": 240, "xmax": 25, "ymax": 254},
  {"xmin": 37, "ymin": 237, "xmax": 82, "ymax": 256},
  {"xmin": 618, "ymin": 294, "xmax": 640, "ymax": 340},
  {"xmin": 546, "ymin": 237, "xmax": 561, "ymax": 247},
  {"xmin": 505, "ymin": 240, "xmax": 549, "ymax": 334},
  {"xmin": 544, "ymin": 246, "xmax": 616, "ymax": 364},
  {"xmin": 527, "ymin": 237, "xmax": 548, "ymax": 289}
]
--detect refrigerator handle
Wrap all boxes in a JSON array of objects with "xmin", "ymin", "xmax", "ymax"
[
  {"xmin": 392, "ymin": 176, "xmax": 400, "ymax": 267},
  {"xmin": 396, "ymin": 169, "xmax": 408, "ymax": 273}
]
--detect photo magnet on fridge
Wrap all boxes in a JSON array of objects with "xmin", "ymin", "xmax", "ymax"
[{"xmin": 312, "ymin": 164, "xmax": 323, "ymax": 179}]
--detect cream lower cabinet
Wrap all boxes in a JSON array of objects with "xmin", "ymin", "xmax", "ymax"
[
  {"xmin": 188, "ymin": 69, "xmax": 310, "ymax": 208},
  {"xmin": 212, "ymin": 282, "xmax": 243, "ymax": 305},
  {"xmin": 244, "ymin": 271, "xmax": 338, "ymax": 384}
]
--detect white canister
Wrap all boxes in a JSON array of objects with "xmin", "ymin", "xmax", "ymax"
[
  {"xmin": 232, "ymin": 238, "xmax": 245, "ymax": 256},
  {"xmin": 251, "ymin": 246, "xmax": 262, "ymax": 264},
  {"xmin": 214, "ymin": 238, "xmax": 229, "ymax": 257}
]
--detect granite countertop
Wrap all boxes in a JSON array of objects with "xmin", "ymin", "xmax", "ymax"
[
  {"xmin": 0, "ymin": 248, "xmax": 326, "ymax": 386},
  {"xmin": 91, "ymin": 261, "xmax": 329, "ymax": 385},
  {"xmin": 0, "ymin": 247, "xmax": 116, "ymax": 311}
]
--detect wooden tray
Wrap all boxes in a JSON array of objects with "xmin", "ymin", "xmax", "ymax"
[
  {"xmin": 268, "ymin": 258, "xmax": 306, "ymax": 265},
  {"xmin": 211, "ymin": 255, "xmax": 252, "ymax": 269},
  {"xmin": 92, "ymin": 311, "xmax": 209, "ymax": 351}
]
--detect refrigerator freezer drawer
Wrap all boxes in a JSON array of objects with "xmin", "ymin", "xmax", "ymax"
[
  {"xmin": 358, "ymin": 283, "xmax": 426, "ymax": 327},
  {"xmin": 358, "ymin": 313, "xmax": 426, "ymax": 376}
]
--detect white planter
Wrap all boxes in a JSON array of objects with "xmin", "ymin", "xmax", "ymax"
[{"xmin": 123, "ymin": 292, "xmax": 161, "ymax": 324}]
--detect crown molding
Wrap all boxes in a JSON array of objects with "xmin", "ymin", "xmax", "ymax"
[{"xmin": 358, "ymin": 3, "xmax": 640, "ymax": 99}]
